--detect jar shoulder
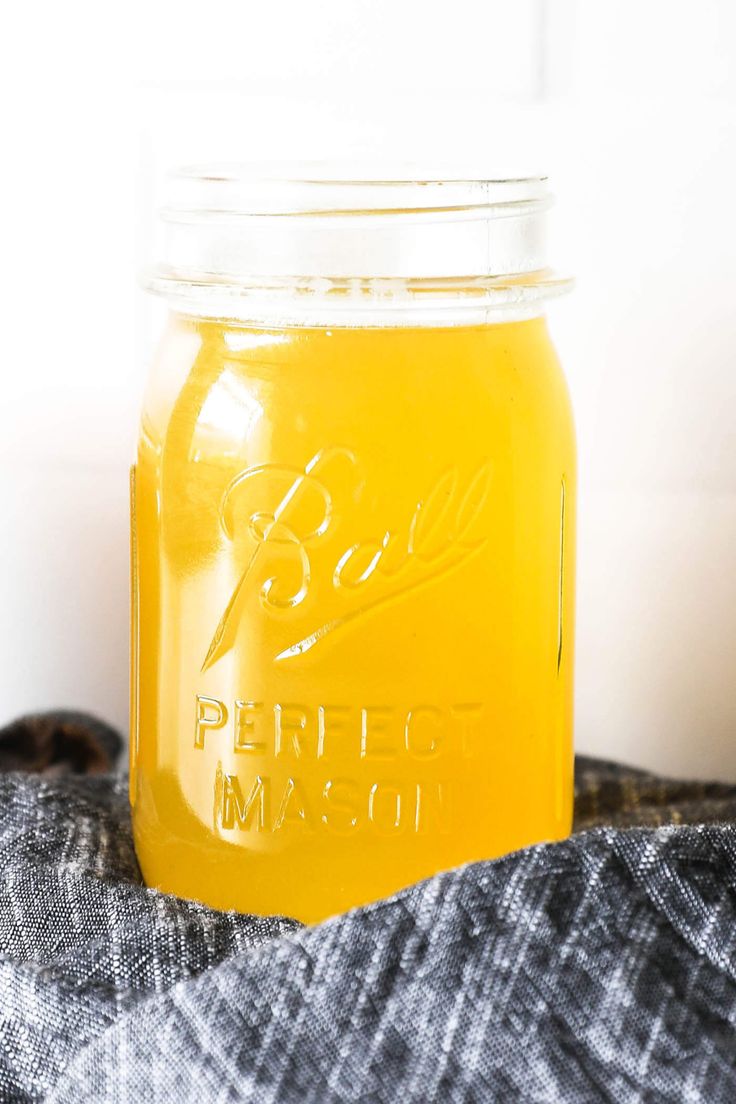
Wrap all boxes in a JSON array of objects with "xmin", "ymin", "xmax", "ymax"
[{"xmin": 139, "ymin": 313, "xmax": 573, "ymax": 458}]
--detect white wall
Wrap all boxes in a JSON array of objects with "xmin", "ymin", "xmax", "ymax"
[{"xmin": 3, "ymin": 0, "xmax": 736, "ymax": 779}]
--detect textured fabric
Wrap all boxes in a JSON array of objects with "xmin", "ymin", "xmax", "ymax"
[{"xmin": 0, "ymin": 730, "xmax": 735, "ymax": 1102}]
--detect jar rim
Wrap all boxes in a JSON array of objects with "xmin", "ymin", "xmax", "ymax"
[
  {"xmin": 165, "ymin": 163, "xmax": 551, "ymax": 216},
  {"xmin": 148, "ymin": 163, "xmax": 571, "ymax": 322}
]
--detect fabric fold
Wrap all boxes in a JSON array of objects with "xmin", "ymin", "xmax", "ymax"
[{"xmin": 0, "ymin": 740, "xmax": 734, "ymax": 1102}]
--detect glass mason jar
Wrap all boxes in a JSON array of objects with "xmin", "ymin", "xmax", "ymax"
[{"xmin": 132, "ymin": 168, "xmax": 575, "ymax": 923}]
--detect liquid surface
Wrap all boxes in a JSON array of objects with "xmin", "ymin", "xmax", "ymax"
[{"xmin": 131, "ymin": 315, "xmax": 576, "ymax": 922}]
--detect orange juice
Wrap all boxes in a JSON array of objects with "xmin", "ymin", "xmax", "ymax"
[{"xmin": 131, "ymin": 311, "xmax": 575, "ymax": 922}]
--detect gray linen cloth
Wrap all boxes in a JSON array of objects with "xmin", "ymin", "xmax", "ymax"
[{"xmin": 1, "ymin": 720, "xmax": 736, "ymax": 1102}]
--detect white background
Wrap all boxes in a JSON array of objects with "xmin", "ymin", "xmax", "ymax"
[{"xmin": 2, "ymin": 0, "xmax": 736, "ymax": 778}]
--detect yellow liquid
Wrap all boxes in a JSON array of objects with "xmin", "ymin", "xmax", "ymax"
[{"xmin": 131, "ymin": 313, "xmax": 575, "ymax": 923}]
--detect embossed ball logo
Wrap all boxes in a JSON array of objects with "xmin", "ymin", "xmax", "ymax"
[{"xmin": 202, "ymin": 447, "xmax": 492, "ymax": 671}]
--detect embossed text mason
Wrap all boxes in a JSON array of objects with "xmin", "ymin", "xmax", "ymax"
[{"xmin": 131, "ymin": 168, "xmax": 576, "ymax": 922}]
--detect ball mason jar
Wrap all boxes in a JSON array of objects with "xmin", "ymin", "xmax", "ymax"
[{"xmin": 132, "ymin": 168, "xmax": 575, "ymax": 923}]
